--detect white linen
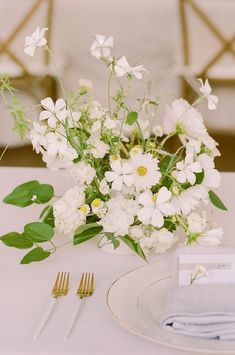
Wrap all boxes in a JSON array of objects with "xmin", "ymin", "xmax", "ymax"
[
  {"xmin": 161, "ymin": 246, "xmax": 235, "ymax": 339},
  {"xmin": 0, "ymin": 167, "xmax": 234, "ymax": 354}
]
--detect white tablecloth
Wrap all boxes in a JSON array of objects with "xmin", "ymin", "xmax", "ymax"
[{"xmin": 0, "ymin": 167, "xmax": 234, "ymax": 355}]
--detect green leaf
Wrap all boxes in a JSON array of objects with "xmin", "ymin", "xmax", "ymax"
[
  {"xmin": 208, "ymin": 190, "xmax": 228, "ymax": 211},
  {"xmin": 0, "ymin": 232, "xmax": 33, "ymax": 249},
  {"xmin": 33, "ymin": 184, "xmax": 54, "ymax": 204},
  {"xmin": 195, "ymin": 170, "xmax": 204, "ymax": 185},
  {"xmin": 73, "ymin": 223, "xmax": 103, "ymax": 245},
  {"xmin": 120, "ymin": 235, "xmax": 147, "ymax": 261},
  {"xmin": 39, "ymin": 206, "xmax": 55, "ymax": 227},
  {"xmin": 3, "ymin": 180, "xmax": 54, "ymax": 207},
  {"xmin": 20, "ymin": 247, "xmax": 51, "ymax": 264},
  {"xmin": 126, "ymin": 111, "xmax": 138, "ymax": 125},
  {"xmin": 159, "ymin": 155, "xmax": 180, "ymax": 174},
  {"xmin": 163, "ymin": 219, "xmax": 176, "ymax": 232},
  {"xmin": 24, "ymin": 222, "xmax": 54, "ymax": 243},
  {"xmin": 105, "ymin": 233, "xmax": 120, "ymax": 250}
]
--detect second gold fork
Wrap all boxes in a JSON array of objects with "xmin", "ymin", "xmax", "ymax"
[{"xmin": 63, "ymin": 272, "xmax": 94, "ymax": 340}]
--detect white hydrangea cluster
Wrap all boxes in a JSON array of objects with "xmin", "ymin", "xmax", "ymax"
[{"xmin": 25, "ymin": 30, "xmax": 224, "ymax": 257}]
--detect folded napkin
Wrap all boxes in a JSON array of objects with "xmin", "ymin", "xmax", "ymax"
[{"xmin": 161, "ymin": 246, "xmax": 235, "ymax": 340}]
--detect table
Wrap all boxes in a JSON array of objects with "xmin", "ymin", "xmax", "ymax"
[{"xmin": 0, "ymin": 167, "xmax": 234, "ymax": 355}]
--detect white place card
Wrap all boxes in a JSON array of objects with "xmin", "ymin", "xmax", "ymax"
[{"xmin": 178, "ymin": 253, "xmax": 235, "ymax": 286}]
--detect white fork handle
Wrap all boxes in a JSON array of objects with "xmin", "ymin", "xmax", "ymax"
[
  {"xmin": 63, "ymin": 299, "xmax": 83, "ymax": 341},
  {"xmin": 33, "ymin": 298, "xmax": 57, "ymax": 340}
]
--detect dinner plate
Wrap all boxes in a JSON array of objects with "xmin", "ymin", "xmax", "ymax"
[{"xmin": 106, "ymin": 260, "xmax": 235, "ymax": 354}]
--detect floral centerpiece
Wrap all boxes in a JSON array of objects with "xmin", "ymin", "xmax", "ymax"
[{"xmin": 0, "ymin": 28, "xmax": 227, "ymax": 264}]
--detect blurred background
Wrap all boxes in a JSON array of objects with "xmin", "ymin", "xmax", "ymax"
[{"xmin": 0, "ymin": 0, "xmax": 235, "ymax": 170}]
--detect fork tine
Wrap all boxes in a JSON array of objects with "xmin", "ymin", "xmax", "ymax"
[
  {"xmin": 57, "ymin": 272, "xmax": 64, "ymax": 293},
  {"xmin": 89, "ymin": 273, "xmax": 94, "ymax": 295},
  {"xmin": 77, "ymin": 272, "xmax": 84, "ymax": 296},
  {"xmin": 83, "ymin": 273, "xmax": 88, "ymax": 297},
  {"xmin": 52, "ymin": 272, "xmax": 60, "ymax": 294},
  {"xmin": 64, "ymin": 272, "xmax": 70, "ymax": 294}
]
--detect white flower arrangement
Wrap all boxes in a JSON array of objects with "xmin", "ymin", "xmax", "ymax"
[{"xmin": 0, "ymin": 28, "xmax": 227, "ymax": 264}]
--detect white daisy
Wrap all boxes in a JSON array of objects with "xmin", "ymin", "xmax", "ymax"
[
  {"xmin": 163, "ymin": 99, "xmax": 207, "ymax": 141},
  {"xmin": 137, "ymin": 187, "xmax": 175, "ymax": 227},
  {"xmin": 105, "ymin": 159, "xmax": 133, "ymax": 191},
  {"xmin": 130, "ymin": 153, "xmax": 161, "ymax": 191}
]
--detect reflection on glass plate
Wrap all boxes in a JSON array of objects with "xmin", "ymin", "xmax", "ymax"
[{"xmin": 106, "ymin": 261, "xmax": 235, "ymax": 354}]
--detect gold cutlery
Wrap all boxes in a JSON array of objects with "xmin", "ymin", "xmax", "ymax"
[
  {"xmin": 63, "ymin": 272, "xmax": 94, "ymax": 340},
  {"xmin": 33, "ymin": 271, "xmax": 70, "ymax": 340}
]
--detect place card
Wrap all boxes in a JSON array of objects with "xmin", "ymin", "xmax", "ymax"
[{"xmin": 178, "ymin": 253, "xmax": 235, "ymax": 286}]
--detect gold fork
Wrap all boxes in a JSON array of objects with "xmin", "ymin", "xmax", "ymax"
[
  {"xmin": 33, "ymin": 272, "xmax": 70, "ymax": 340},
  {"xmin": 63, "ymin": 272, "xmax": 94, "ymax": 340}
]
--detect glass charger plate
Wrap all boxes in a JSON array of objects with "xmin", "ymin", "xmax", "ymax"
[{"xmin": 106, "ymin": 260, "xmax": 235, "ymax": 354}]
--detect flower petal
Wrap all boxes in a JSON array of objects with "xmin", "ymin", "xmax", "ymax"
[
  {"xmin": 150, "ymin": 209, "xmax": 164, "ymax": 227},
  {"xmin": 41, "ymin": 97, "xmax": 54, "ymax": 111},
  {"xmin": 138, "ymin": 191, "xmax": 154, "ymax": 207},
  {"xmin": 156, "ymin": 187, "xmax": 172, "ymax": 205}
]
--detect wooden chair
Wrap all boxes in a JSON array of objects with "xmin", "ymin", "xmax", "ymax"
[
  {"xmin": 0, "ymin": 0, "xmax": 58, "ymax": 102},
  {"xmin": 178, "ymin": 0, "xmax": 235, "ymax": 100}
]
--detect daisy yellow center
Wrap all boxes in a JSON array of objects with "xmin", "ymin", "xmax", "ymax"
[
  {"xmin": 133, "ymin": 149, "xmax": 140, "ymax": 155},
  {"xmin": 80, "ymin": 205, "xmax": 88, "ymax": 213},
  {"xmin": 92, "ymin": 198, "xmax": 101, "ymax": 207},
  {"xmin": 152, "ymin": 194, "xmax": 157, "ymax": 202},
  {"xmin": 111, "ymin": 154, "xmax": 119, "ymax": 160},
  {"xmin": 137, "ymin": 166, "xmax": 147, "ymax": 176}
]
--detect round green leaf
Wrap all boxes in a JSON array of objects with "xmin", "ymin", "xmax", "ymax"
[
  {"xmin": 24, "ymin": 222, "xmax": 54, "ymax": 243},
  {"xmin": 20, "ymin": 247, "xmax": 51, "ymax": 264},
  {"xmin": 0, "ymin": 232, "xmax": 33, "ymax": 249}
]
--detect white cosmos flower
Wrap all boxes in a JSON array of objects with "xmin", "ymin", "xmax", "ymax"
[
  {"xmin": 172, "ymin": 185, "xmax": 208, "ymax": 215},
  {"xmin": 24, "ymin": 26, "xmax": 48, "ymax": 56},
  {"xmin": 176, "ymin": 153, "xmax": 202, "ymax": 185},
  {"xmin": 163, "ymin": 99, "xmax": 207, "ymax": 141},
  {"xmin": 39, "ymin": 97, "xmax": 67, "ymax": 128},
  {"xmin": 198, "ymin": 153, "xmax": 221, "ymax": 189},
  {"xmin": 198, "ymin": 78, "xmax": 219, "ymax": 110},
  {"xmin": 105, "ymin": 160, "xmax": 133, "ymax": 191},
  {"xmin": 29, "ymin": 121, "xmax": 47, "ymax": 153},
  {"xmin": 90, "ymin": 34, "xmax": 113, "ymax": 59},
  {"xmin": 130, "ymin": 153, "xmax": 161, "ymax": 191},
  {"xmin": 137, "ymin": 187, "xmax": 175, "ymax": 227},
  {"xmin": 198, "ymin": 228, "xmax": 223, "ymax": 246},
  {"xmin": 114, "ymin": 56, "xmax": 147, "ymax": 79}
]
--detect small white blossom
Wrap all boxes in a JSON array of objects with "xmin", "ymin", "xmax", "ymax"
[
  {"xmin": 114, "ymin": 56, "xmax": 147, "ymax": 79},
  {"xmin": 24, "ymin": 26, "xmax": 48, "ymax": 56},
  {"xmin": 190, "ymin": 264, "xmax": 208, "ymax": 284},
  {"xmin": 90, "ymin": 34, "xmax": 113, "ymax": 59},
  {"xmin": 99, "ymin": 178, "xmax": 110, "ymax": 195},
  {"xmin": 198, "ymin": 153, "xmax": 221, "ymax": 189},
  {"xmin": 139, "ymin": 228, "xmax": 177, "ymax": 254},
  {"xmin": 198, "ymin": 78, "xmax": 219, "ymax": 110},
  {"xmin": 137, "ymin": 187, "xmax": 175, "ymax": 228},
  {"xmin": 29, "ymin": 121, "xmax": 47, "ymax": 153},
  {"xmin": 91, "ymin": 198, "xmax": 107, "ymax": 218},
  {"xmin": 105, "ymin": 159, "xmax": 133, "ymax": 191},
  {"xmin": 88, "ymin": 133, "xmax": 109, "ymax": 158},
  {"xmin": 39, "ymin": 97, "xmax": 67, "ymax": 128},
  {"xmin": 79, "ymin": 78, "xmax": 93, "ymax": 93},
  {"xmin": 176, "ymin": 153, "xmax": 202, "ymax": 185}
]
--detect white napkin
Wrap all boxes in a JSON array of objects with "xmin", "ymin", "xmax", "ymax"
[{"xmin": 161, "ymin": 246, "xmax": 235, "ymax": 340}]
